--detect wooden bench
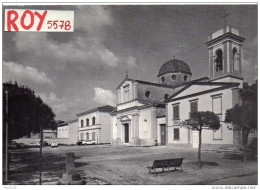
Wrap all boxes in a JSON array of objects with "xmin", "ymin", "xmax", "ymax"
[{"xmin": 147, "ymin": 158, "xmax": 184, "ymax": 175}]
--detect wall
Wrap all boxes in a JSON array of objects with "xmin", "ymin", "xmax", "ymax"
[
  {"xmin": 167, "ymin": 126, "xmax": 191, "ymax": 144},
  {"xmin": 57, "ymin": 125, "xmax": 69, "ymax": 138},
  {"xmin": 99, "ymin": 112, "xmax": 112, "ymax": 144},
  {"xmin": 14, "ymin": 138, "xmax": 76, "ymax": 145},
  {"xmin": 78, "ymin": 111, "xmax": 99, "ymax": 128},
  {"xmin": 111, "ymin": 116, "xmax": 118, "ymax": 144},
  {"xmin": 137, "ymin": 83, "xmax": 174, "ymax": 103},
  {"xmin": 68, "ymin": 121, "xmax": 79, "ymax": 144},
  {"xmin": 167, "ymin": 87, "xmax": 235, "ymax": 145},
  {"xmin": 212, "ymin": 77, "xmax": 243, "ymax": 88},
  {"xmin": 138, "ymin": 108, "xmax": 157, "ymax": 146}
]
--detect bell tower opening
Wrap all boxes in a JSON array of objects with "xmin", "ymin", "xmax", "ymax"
[
  {"xmin": 215, "ymin": 49, "xmax": 223, "ymax": 72},
  {"xmin": 206, "ymin": 26, "xmax": 245, "ymax": 86}
]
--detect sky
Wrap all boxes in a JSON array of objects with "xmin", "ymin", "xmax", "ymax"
[{"xmin": 3, "ymin": 4, "xmax": 258, "ymax": 121}]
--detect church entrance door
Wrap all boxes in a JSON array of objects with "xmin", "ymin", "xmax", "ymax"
[
  {"xmin": 160, "ymin": 124, "xmax": 166, "ymax": 145},
  {"xmin": 124, "ymin": 123, "xmax": 129, "ymax": 143}
]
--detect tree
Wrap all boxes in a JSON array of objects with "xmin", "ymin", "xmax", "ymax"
[
  {"xmin": 181, "ymin": 111, "xmax": 220, "ymax": 168},
  {"xmin": 3, "ymin": 82, "xmax": 57, "ymax": 141},
  {"xmin": 225, "ymin": 81, "xmax": 257, "ymax": 162}
]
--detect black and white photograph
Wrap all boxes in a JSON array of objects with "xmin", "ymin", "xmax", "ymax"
[{"xmin": 2, "ymin": 3, "xmax": 258, "ymax": 186}]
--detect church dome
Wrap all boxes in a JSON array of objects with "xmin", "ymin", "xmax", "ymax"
[{"xmin": 158, "ymin": 59, "xmax": 192, "ymax": 77}]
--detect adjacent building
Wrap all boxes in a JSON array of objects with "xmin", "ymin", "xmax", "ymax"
[
  {"xmin": 30, "ymin": 129, "xmax": 57, "ymax": 139},
  {"xmin": 111, "ymin": 26, "xmax": 245, "ymax": 147},
  {"xmin": 57, "ymin": 119, "xmax": 78, "ymax": 144},
  {"xmin": 76, "ymin": 105, "xmax": 115, "ymax": 144}
]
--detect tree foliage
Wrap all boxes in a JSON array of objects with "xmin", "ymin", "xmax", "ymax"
[
  {"xmin": 181, "ymin": 111, "xmax": 220, "ymax": 168},
  {"xmin": 3, "ymin": 82, "xmax": 57, "ymax": 141},
  {"xmin": 225, "ymin": 80, "xmax": 257, "ymax": 158},
  {"xmin": 183, "ymin": 111, "xmax": 220, "ymax": 131}
]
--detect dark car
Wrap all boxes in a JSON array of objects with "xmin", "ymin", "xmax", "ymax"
[
  {"xmin": 8, "ymin": 141, "xmax": 18, "ymax": 149},
  {"xmin": 16, "ymin": 143, "xmax": 26, "ymax": 148},
  {"xmin": 42, "ymin": 141, "xmax": 49, "ymax": 146},
  {"xmin": 76, "ymin": 141, "xmax": 83, "ymax": 145}
]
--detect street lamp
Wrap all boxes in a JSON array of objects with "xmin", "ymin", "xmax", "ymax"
[{"xmin": 5, "ymin": 89, "xmax": 9, "ymax": 183}]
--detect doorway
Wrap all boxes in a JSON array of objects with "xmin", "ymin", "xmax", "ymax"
[
  {"xmin": 160, "ymin": 124, "xmax": 166, "ymax": 145},
  {"xmin": 124, "ymin": 123, "xmax": 129, "ymax": 143}
]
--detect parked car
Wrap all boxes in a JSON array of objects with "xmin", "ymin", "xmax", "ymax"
[
  {"xmin": 8, "ymin": 141, "xmax": 18, "ymax": 149},
  {"xmin": 82, "ymin": 140, "xmax": 96, "ymax": 145},
  {"xmin": 51, "ymin": 142, "xmax": 58, "ymax": 148},
  {"xmin": 16, "ymin": 143, "xmax": 26, "ymax": 149},
  {"xmin": 29, "ymin": 142, "xmax": 40, "ymax": 148},
  {"xmin": 76, "ymin": 141, "xmax": 83, "ymax": 145},
  {"xmin": 42, "ymin": 141, "xmax": 49, "ymax": 146}
]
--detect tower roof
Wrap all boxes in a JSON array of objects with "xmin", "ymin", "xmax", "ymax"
[{"xmin": 158, "ymin": 59, "xmax": 192, "ymax": 77}]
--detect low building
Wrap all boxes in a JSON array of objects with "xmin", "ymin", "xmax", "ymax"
[
  {"xmin": 57, "ymin": 119, "xmax": 78, "ymax": 144},
  {"xmin": 30, "ymin": 129, "xmax": 57, "ymax": 139},
  {"xmin": 76, "ymin": 105, "xmax": 115, "ymax": 144}
]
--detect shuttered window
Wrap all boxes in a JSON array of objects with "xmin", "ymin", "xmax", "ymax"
[
  {"xmin": 173, "ymin": 104, "xmax": 180, "ymax": 120},
  {"xmin": 92, "ymin": 132, "xmax": 95, "ymax": 141},
  {"xmin": 174, "ymin": 128, "xmax": 180, "ymax": 140},
  {"xmin": 81, "ymin": 120, "xmax": 84, "ymax": 127},
  {"xmin": 80, "ymin": 133, "xmax": 84, "ymax": 140},
  {"xmin": 212, "ymin": 96, "xmax": 222, "ymax": 121},
  {"xmin": 190, "ymin": 101, "xmax": 198, "ymax": 113}
]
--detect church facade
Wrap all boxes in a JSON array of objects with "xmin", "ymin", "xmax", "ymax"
[{"xmin": 111, "ymin": 26, "xmax": 244, "ymax": 147}]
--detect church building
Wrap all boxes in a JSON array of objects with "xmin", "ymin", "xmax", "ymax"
[{"xmin": 110, "ymin": 26, "xmax": 244, "ymax": 147}]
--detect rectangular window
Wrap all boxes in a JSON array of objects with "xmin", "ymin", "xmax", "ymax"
[
  {"xmin": 190, "ymin": 101, "xmax": 198, "ymax": 114},
  {"xmin": 173, "ymin": 104, "xmax": 180, "ymax": 120},
  {"xmin": 81, "ymin": 120, "xmax": 84, "ymax": 127},
  {"xmin": 86, "ymin": 133, "xmax": 89, "ymax": 140},
  {"xmin": 80, "ymin": 133, "xmax": 84, "ymax": 140},
  {"xmin": 174, "ymin": 128, "xmax": 180, "ymax": 140},
  {"xmin": 212, "ymin": 96, "xmax": 222, "ymax": 121},
  {"xmin": 92, "ymin": 132, "xmax": 95, "ymax": 141},
  {"xmin": 123, "ymin": 85, "xmax": 129, "ymax": 102}
]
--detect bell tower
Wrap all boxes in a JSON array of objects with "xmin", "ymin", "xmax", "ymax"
[{"xmin": 206, "ymin": 26, "xmax": 245, "ymax": 85}]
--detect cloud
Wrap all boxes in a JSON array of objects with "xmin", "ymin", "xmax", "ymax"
[
  {"xmin": 242, "ymin": 36, "xmax": 258, "ymax": 83},
  {"xmin": 39, "ymin": 92, "xmax": 69, "ymax": 114},
  {"xmin": 92, "ymin": 87, "xmax": 116, "ymax": 106},
  {"xmin": 12, "ymin": 6, "xmax": 120, "ymax": 69},
  {"xmin": 125, "ymin": 56, "xmax": 137, "ymax": 67},
  {"xmin": 3, "ymin": 61, "xmax": 54, "ymax": 87}
]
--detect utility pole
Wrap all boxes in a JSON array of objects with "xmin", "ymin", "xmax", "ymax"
[
  {"xmin": 39, "ymin": 110, "xmax": 43, "ymax": 185},
  {"xmin": 5, "ymin": 89, "xmax": 9, "ymax": 183}
]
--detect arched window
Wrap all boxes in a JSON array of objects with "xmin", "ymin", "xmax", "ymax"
[
  {"xmin": 164, "ymin": 94, "xmax": 169, "ymax": 100},
  {"xmin": 86, "ymin": 118, "xmax": 89, "ymax": 126},
  {"xmin": 161, "ymin": 77, "xmax": 165, "ymax": 82},
  {"xmin": 145, "ymin": 91, "xmax": 151, "ymax": 97},
  {"xmin": 215, "ymin": 49, "xmax": 223, "ymax": 72},
  {"xmin": 184, "ymin": 75, "xmax": 188, "ymax": 81},
  {"xmin": 233, "ymin": 47, "xmax": 239, "ymax": 71},
  {"xmin": 92, "ymin": 117, "xmax": 96, "ymax": 125}
]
